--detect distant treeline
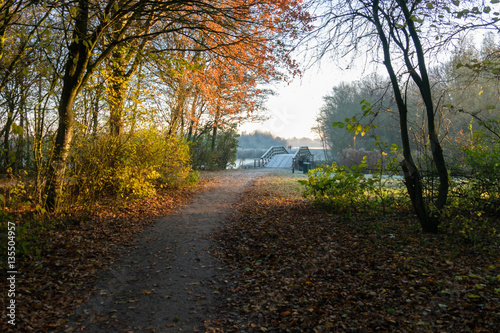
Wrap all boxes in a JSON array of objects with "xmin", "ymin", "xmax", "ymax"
[
  {"xmin": 237, "ymin": 131, "xmax": 288, "ymax": 149},
  {"xmin": 237, "ymin": 130, "xmax": 321, "ymax": 149}
]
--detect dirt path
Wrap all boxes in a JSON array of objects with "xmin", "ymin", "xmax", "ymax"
[{"xmin": 64, "ymin": 169, "xmax": 279, "ymax": 332}]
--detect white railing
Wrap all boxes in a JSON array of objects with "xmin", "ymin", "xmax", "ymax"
[{"xmin": 254, "ymin": 146, "xmax": 289, "ymax": 167}]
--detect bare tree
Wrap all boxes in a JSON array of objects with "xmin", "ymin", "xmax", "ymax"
[{"xmin": 310, "ymin": 0, "xmax": 499, "ymax": 232}]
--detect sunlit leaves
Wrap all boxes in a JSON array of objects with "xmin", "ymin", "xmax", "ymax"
[
  {"xmin": 331, "ymin": 99, "xmax": 377, "ymax": 136},
  {"xmin": 11, "ymin": 123, "xmax": 24, "ymax": 136}
]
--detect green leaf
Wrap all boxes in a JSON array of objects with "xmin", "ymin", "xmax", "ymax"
[
  {"xmin": 355, "ymin": 123, "xmax": 363, "ymax": 134},
  {"xmin": 491, "ymin": 0, "xmax": 499, "ymax": 4},
  {"xmin": 410, "ymin": 15, "xmax": 424, "ymax": 23},
  {"xmin": 486, "ymin": 105, "xmax": 496, "ymax": 110},
  {"xmin": 452, "ymin": 0, "xmax": 460, "ymax": 6},
  {"xmin": 11, "ymin": 123, "xmax": 24, "ymax": 135},
  {"xmin": 426, "ymin": 3, "xmax": 434, "ymax": 9}
]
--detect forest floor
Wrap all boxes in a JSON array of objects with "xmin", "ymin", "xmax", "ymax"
[
  {"xmin": 0, "ymin": 168, "xmax": 277, "ymax": 332},
  {"xmin": 208, "ymin": 174, "xmax": 500, "ymax": 332},
  {"xmin": 1, "ymin": 169, "xmax": 499, "ymax": 332}
]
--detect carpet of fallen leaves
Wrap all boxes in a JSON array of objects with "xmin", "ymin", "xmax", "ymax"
[
  {"xmin": 0, "ymin": 177, "xmax": 216, "ymax": 332},
  {"xmin": 210, "ymin": 173, "xmax": 500, "ymax": 332}
]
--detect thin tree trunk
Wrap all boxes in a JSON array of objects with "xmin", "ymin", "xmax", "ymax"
[
  {"xmin": 211, "ymin": 109, "xmax": 220, "ymax": 151},
  {"xmin": 396, "ymin": 0, "xmax": 449, "ymax": 211},
  {"xmin": 109, "ymin": 79, "xmax": 127, "ymax": 137},
  {"xmin": 92, "ymin": 98, "xmax": 99, "ymax": 136},
  {"xmin": 211, "ymin": 122, "xmax": 217, "ymax": 151},
  {"xmin": 373, "ymin": 0, "xmax": 437, "ymax": 233},
  {"xmin": 45, "ymin": 0, "xmax": 90, "ymax": 211},
  {"xmin": 2, "ymin": 111, "xmax": 13, "ymax": 171}
]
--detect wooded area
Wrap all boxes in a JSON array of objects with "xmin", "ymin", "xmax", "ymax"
[
  {"xmin": 310, "ymin": 0, "xmax": 499, "ymax": 232},
  {"xmin": 0, "ymin": 0, "xmax": 309, "ymax": 210}
]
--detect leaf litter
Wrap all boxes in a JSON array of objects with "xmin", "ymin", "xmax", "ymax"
[
  {"xmin": 0, "ymin": 178, "xmax": 214, "ymax": 332},
  {"xmin": 209, "ymin": 173, "xmax": 500, "ymax": 332},
  {"xmin": 2, "ymin": 171, "xmax": 499, "ymax": 332}
]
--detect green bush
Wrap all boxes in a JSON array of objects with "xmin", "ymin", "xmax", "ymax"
[
  {"xmin": 70, "ymin": 129, "xmax": 197, "ymax": 202},
  {"xmin": 190, "ymin": 126, "xmax": 238, "ymax": 170},
  {"xmin": 299, "ymin": 161, "xmax": 371, "ymax": 213},
  {"xmin": 448, "ymin": 134, "xmax": 500, "ymax": 215}
]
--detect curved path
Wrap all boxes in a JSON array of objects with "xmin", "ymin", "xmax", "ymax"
[{"xmin": 64, "ymin": 169, "xmax": 278, "ymax": 332}]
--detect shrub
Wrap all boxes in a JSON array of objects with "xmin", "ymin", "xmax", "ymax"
[
  {"xmin": 190, "ymin": 126, "xmax": 238, "ymax": 170},
  {"xmin": 299, "ymin": 161, "xmax": 371, "ymax": 213},
  {"xmin": 70, "ymin": 129, "xmax": 196, "ymax": 202},
  {"xmin": 455, "ymin": 138, "xmax": 500, "ymax": 214}
]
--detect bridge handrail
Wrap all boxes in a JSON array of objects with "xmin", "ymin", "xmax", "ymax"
[
  {"xmin": 292, "ymin": 146, "xmax": 314, "ymax": 160},
  {"xmin": 254, "ymin": 146, "xmax": 289, "ymax": 167},
  {"xmin": 261, "ymin": 146, "xmax": 289, "ymax": 159}
]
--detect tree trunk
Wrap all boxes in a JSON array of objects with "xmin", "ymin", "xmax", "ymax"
[
  {"xmin": 45, "ymin": 0, "xmax": 90, "ymax": 211},
  {"xmin": 2, "ymin": 111, "xmax": 13, "ymax": 171},
  {"xmin": 396, "ymin": 0, "xmax": 449, "ymax": 211},
  {"xmin": 45, "ymin": 83, "xmax": 79, "ymax": 210},
  {"xmin": 211, "ymin": 122, "xmax": 217, "ymax": 151},
  {"xmin": 373, "ymin": 0, "xmax": 438, "ymax": 233},
  {"xmin": 108, "ymin": 15, "xmax": 150, "ymax": 138},
  {"xmin": 92, "ymin": 97, "xmax": 99, "ymax": 136},
  {"xmin": 109, "ymin": 79, "xmax": 127, "ymax": 137},
  {"xmin": 109, "ymin": 20, "xmax": 127, "ymax": 137},
  {"xmin": 211, "ymin": 109, "xmax": 220, "ymax": 152}
]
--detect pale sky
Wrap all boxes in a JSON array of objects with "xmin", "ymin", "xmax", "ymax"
[{"xmin": 240, "ymin": 60, "xmax": 370, "ymax": 140}]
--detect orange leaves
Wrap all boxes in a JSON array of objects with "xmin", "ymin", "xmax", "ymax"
[{"xmin": 159, "ymin": 0, "xmax": 309, "ymax": 135}]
